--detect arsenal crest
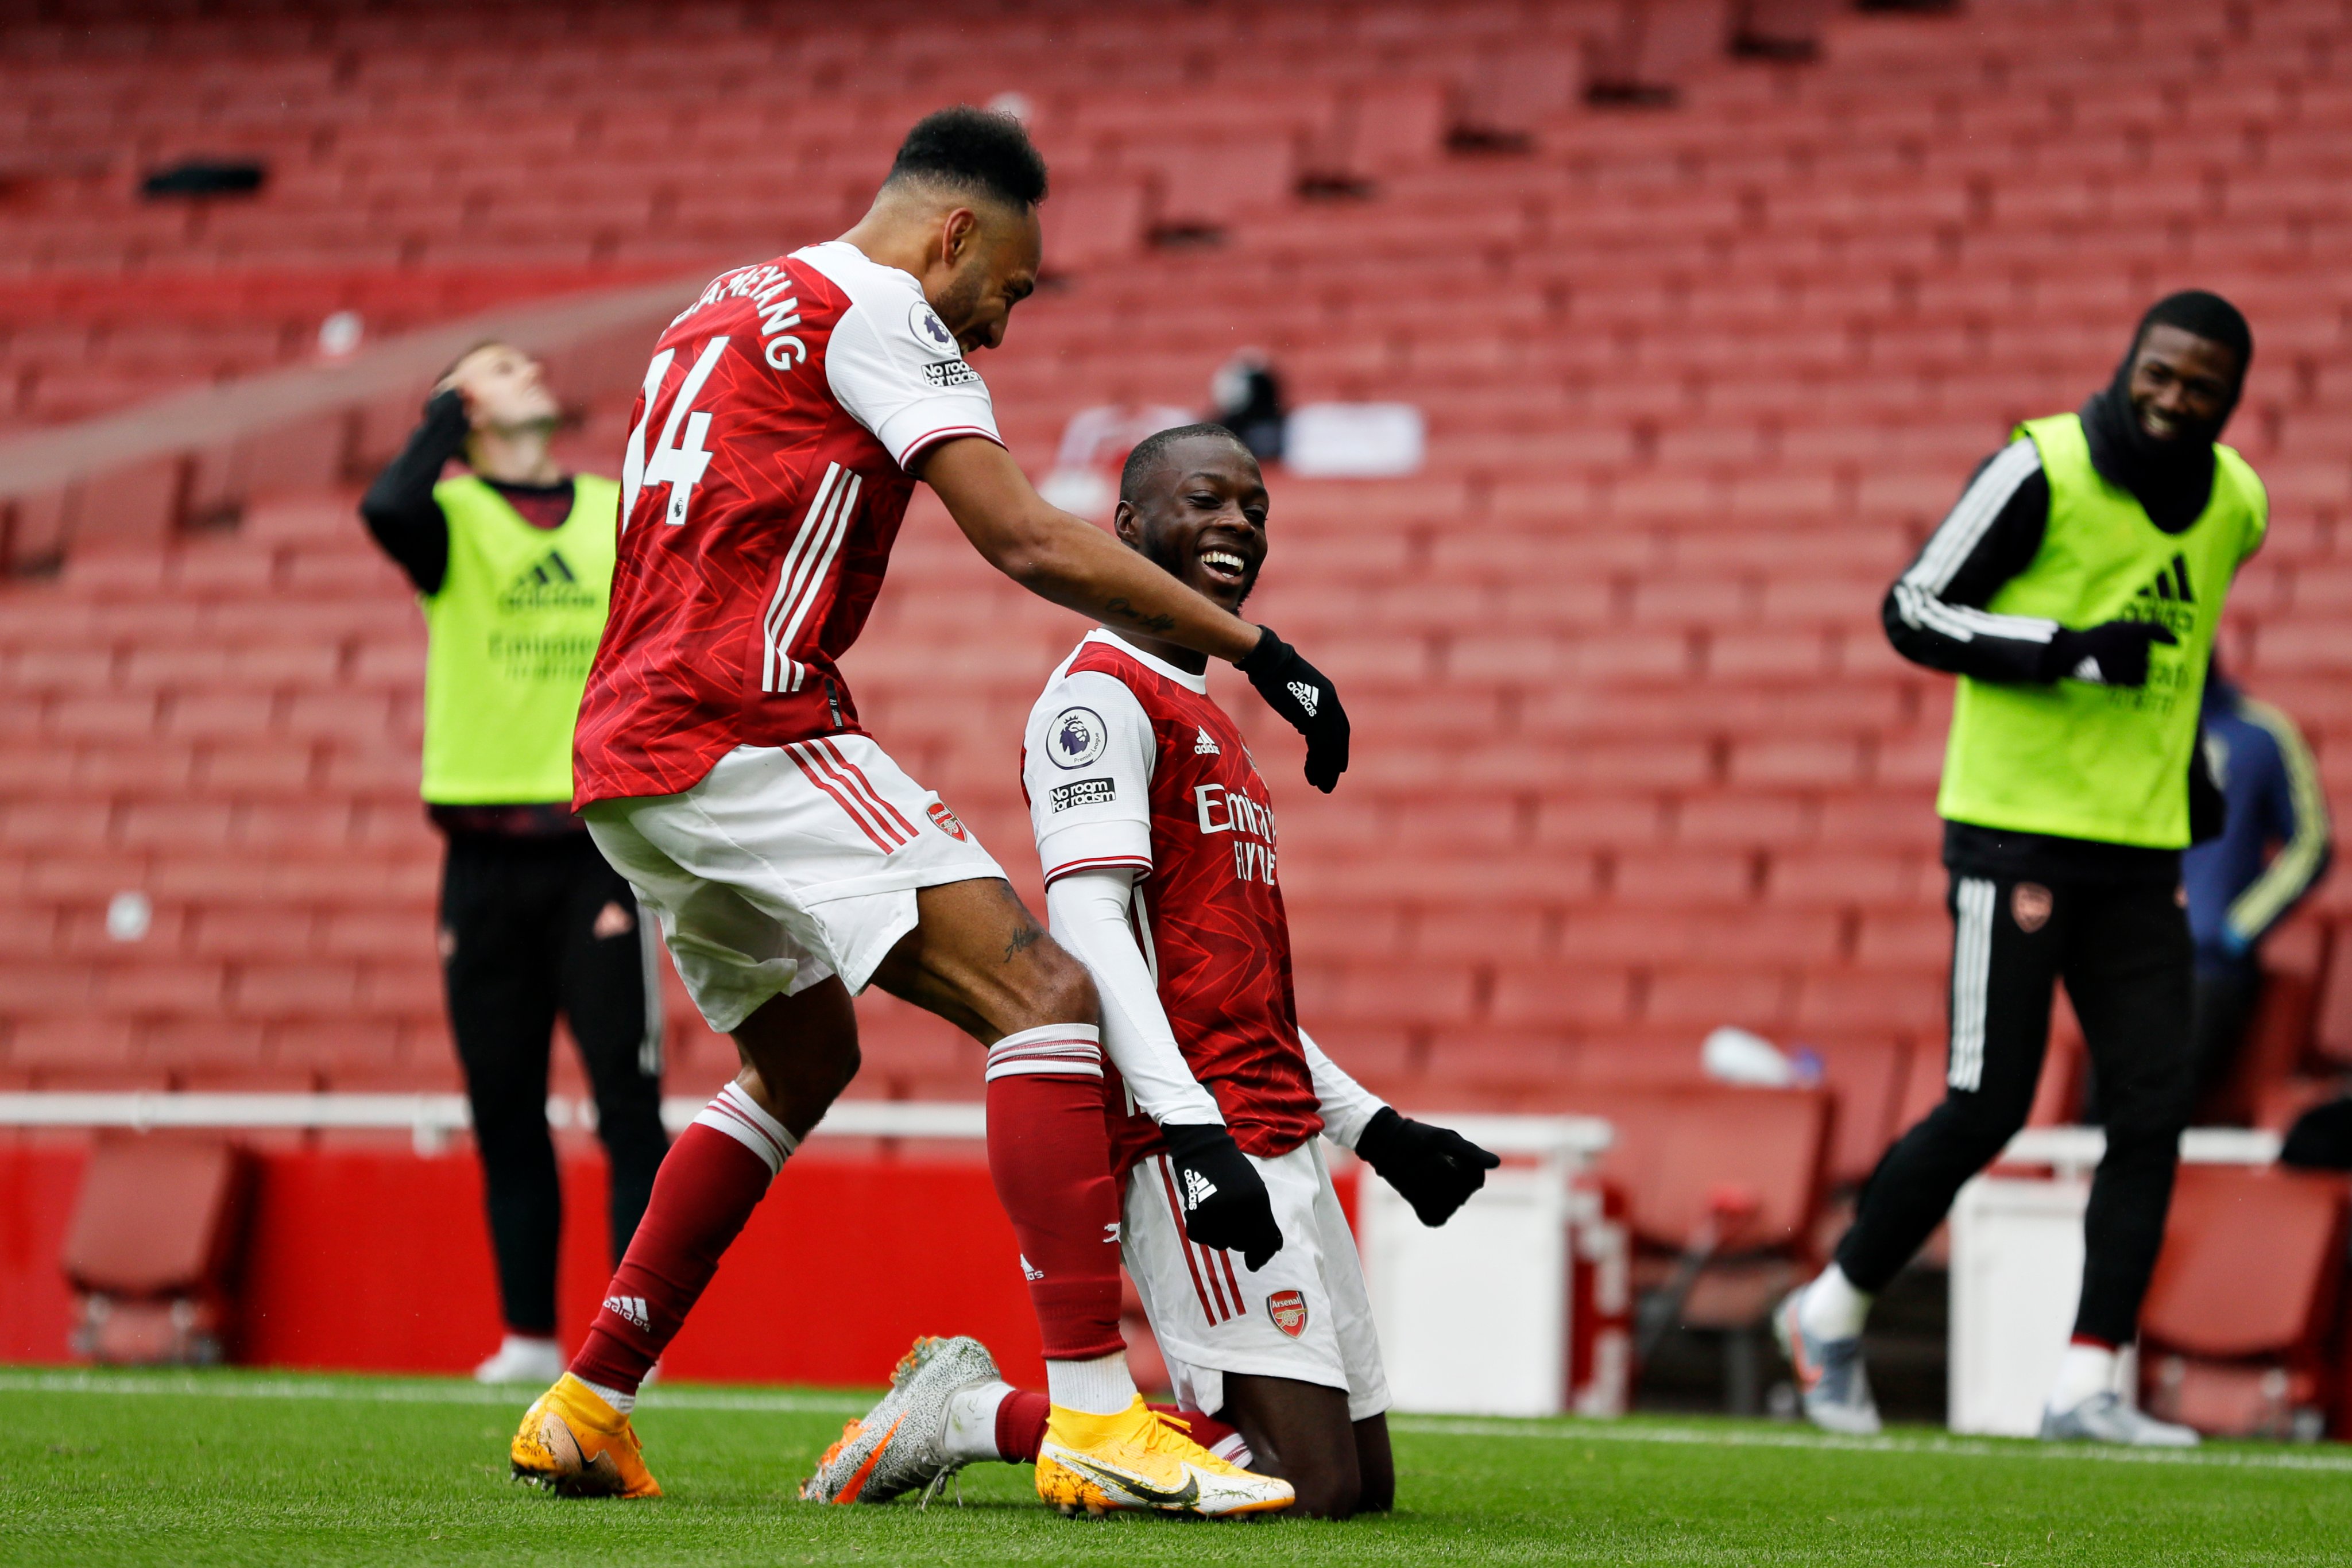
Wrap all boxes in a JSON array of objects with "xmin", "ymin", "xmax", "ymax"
[
  {"xmin": 2012, "ymin": 882, "xmax": 2053, "ymax": 933},
  {"xmin": 926, "ymin": 802, "xmax": 969, "ymax": 842},
  {"xmin": 1268, "ymin": 1289, "xmax": 1308, "ymax": 1338}
]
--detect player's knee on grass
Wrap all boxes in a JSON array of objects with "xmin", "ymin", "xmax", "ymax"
[
  {"xmin": 1352, "ymin": 1415, "xmax": 1395, "ymax": 1514},
  {"xmin": 1221, "ymin": 1373, "xmax": 1364, "ymax": 1520}
]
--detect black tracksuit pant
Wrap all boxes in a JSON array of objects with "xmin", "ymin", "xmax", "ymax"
[
  {"xmin": 440, "ymin": 831, "xmax": 671, "ymax": 1338},
  {"xmin": 1834, "ymin": 862, "xmax": 2194, "ymax": 1348}
]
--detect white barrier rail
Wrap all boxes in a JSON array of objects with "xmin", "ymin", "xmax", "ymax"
[
  {"xmin": 2000, "ymin": 1124, "xmax": 2282, "ymax": 1179},
  {"xmin": 0, "ymin": 1093, "xmax": 1607, "ymax": 1163},
  {"xmin": 0, "ymin": 1091, "xmax": 992, "ymax": 1156}
]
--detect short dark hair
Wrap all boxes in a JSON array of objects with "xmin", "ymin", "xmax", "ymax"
[
  {"xmin": 887, "ymin": 106, "xmax": 1049, "ymax": 210},
  {"xmin": 2136, "ymin": 289, "xmax": 2253, "ymax": 373},
  {"xmin": 1120, "ymin": 423, "xmax": 1255, "ymax": 502}
]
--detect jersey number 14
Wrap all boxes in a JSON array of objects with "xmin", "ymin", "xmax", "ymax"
[{"xmin": 622, "ymin": 336, "xmax": 729, "ymax": 532}]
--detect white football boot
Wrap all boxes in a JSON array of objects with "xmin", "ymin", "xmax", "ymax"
[{"xmin": 800, "ymin": 1335, "xmax": 1003, "ymax": 1504}]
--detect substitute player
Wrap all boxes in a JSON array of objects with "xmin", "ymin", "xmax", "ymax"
[
  {"xmin": 509, "ymin": 110, "xmax": 1348, "ymax": 1511},
  {"xmin": 1779, "ymin": 293, "xmax": 2265, "ymax": 1446},
  {"xmin": 359, "ymin": 343, "xmax": 668, "ymax": 1388},
  {"xmin": 798, "ymin": 425, "xmax": 1498, "ymax": 1518}
]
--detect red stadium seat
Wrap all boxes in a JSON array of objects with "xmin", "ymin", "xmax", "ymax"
[
  {"xmin": 2137, "ymin": 1166, "xmax": 2349, "ymax": 1438},
  {"xmin": 0, "ymin": 1, "xmax": 2345, "ymax": 1352}
]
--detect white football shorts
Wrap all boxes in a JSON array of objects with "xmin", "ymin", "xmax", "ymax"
[
  {"xmin": 583, "ymin": 738, "xmax": 1005, "ymax": 1033},
  {"xmin": 1123, "ymin": 1139, "xmax": 1391, "ymax": 1422}
]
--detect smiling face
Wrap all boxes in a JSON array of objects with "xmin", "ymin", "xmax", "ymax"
[
  {"xmin": 2126, "ymin": 323, "xmax": 2243, "ymax": 442},
  {"xmin": 926, "ymin": 200, "xmax": 1042, "ymax": 355},
  {"xmin": 1113, "ymin": 432, "xmax": 1268, "ymax": 614}
]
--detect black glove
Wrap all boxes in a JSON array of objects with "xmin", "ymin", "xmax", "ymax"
[
  {"xmin": 1238, "ymin": 626, "xmax": 1350, "ymax": 792},
  {"xmin": 1160, "ymin": 1122, "xmax": 1283, "ymax": 1271},
  {"xmin": 1355, "ymin": 1107, "xmax": 1500, "ymax": 1227},
  {"xmin": 2039, "ymin": 620, "xmax": 2176, "ymax": 687}
]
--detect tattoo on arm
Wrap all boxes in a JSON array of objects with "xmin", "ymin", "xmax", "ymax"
[{"xmin": 1103, "ymin": 597, "xmax": 1178, "ymax": 634}]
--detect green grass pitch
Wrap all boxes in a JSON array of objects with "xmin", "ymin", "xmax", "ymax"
[{"xmin": 2, "ymin": 1369, "xmax": 2346, "ymax": 1565}]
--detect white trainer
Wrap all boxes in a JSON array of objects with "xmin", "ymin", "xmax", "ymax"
[
  {"xmin": 2040, "ymin": 1391, "xmax": 2200, "ymax": 1447},
  {"xmin": 474, "ymin": 1335, "xmax": 566, "ymax": 1385},
  {"xmin": 1773, "ymin": 1292, "xmax": 1881, "ymax": 1436}
]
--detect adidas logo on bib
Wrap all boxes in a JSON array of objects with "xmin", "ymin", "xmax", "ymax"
[{"xmin": 1194, "ymin": 726, "xmax": 1220, "ymax": 756}]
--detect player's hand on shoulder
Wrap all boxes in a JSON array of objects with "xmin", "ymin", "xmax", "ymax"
[
  {"xmin": 1160, "ymin": 1122, "xmax": 1284, "ymax": 1271},
  {"xmin": 1356, "ymin": 1107, "xmax": 1501, "ymax": 1228},
  {"xmin": 1238, "ymin": 626, "xmax": 1350, "ymax": 792}
]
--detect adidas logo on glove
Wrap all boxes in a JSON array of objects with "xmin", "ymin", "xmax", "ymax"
[
  {"xmin": 1182, "ymin": 1168, "xmax": 1220, "ymax": 1209},
  {"xmin": 1287, "ymin": 680, "xmax": 1318, "ymax": 717}
]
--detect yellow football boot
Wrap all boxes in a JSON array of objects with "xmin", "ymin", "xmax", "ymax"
[
  {"xmin": 509, "ymin": 1373, "xmax": 662, "ymax": 1499},
  {"xmin": 1035, "ymin": 1395, "xmax": 1292, "ymax": 1518}
]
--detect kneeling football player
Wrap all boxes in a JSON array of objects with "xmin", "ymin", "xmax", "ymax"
[{"xmin": 801, "ymin": 425, "xmax": 1499, "ymax": 1519}]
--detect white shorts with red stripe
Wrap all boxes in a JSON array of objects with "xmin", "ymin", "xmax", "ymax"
[
  {"xmin": 582, "ymin": 738, "xmax": 1005, "ymax": 1032},
  {"xmin": 1122, "ymin": 1139, "xmax": 1390, "ymax": 1423}
]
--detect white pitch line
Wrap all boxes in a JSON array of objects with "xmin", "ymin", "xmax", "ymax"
[
  {"xmin": 0, "ymin": 1370, "xmax": 866, "ymax": 1416},
  {"xmin": 6, "ymin": 1373, "xmax": 2344, "ymax": 1474},
  {"xmin": 1387, "ymin": 1416, "xmax": 2352, "ymax": 1474}
]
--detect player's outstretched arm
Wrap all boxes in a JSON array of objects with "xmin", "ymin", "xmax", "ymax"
[
  {"xmin": 1303, "ymin": 1024, "xmax": 1498, "ymax": 1228},
  {"xmin": 922, "ymin": 436, "xmax": 1351, "ymax": 790},
  {"xmin": 923, "ymin": 436, "xmax": 1258, "ymax": 656}
]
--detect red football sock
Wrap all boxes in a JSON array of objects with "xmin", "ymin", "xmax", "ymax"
[
  {"xmin": 995, "ymin": 1388, "xmax": 1051, "ymax": 1463},
  {"xmin": 983, "ymin": 1025, "xmax": 1125, "ymax": 1362},
  {"xmin": 570, "ymin": 1085, "xmax": 794, "ymax": 1397}
]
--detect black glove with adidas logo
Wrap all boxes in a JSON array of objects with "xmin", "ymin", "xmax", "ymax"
[
  {"xmin": 1160, "ymin": 1121, "xmax": 1284, "ymax": 1271},
  {"xmin": 2040, "ymin": 620, "xmax": 2177, "ymax": 687},
  {"xmin": 1356, "ymin": 1108, "xmax": 1502, "ymax": 1228},
  {"xmin": 1239, "ymin": 626, "xmax": 1350, "ymax": 793}
]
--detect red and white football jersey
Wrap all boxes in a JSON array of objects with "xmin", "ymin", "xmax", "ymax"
[
  {"xmin": 573, "ymin": 242, "xmax": 1003, "ymax": 807},
  {"xmin": 1022, "ymin": 631, "xmax": 1321, "ymax": 1176}
]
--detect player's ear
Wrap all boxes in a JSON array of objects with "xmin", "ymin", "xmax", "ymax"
[
  {"xmin": 942, "ymin": 207, "xmax": 977, "ymax": 265},
  {"xmin": 1111, "ymin": 498, "xmax": 1140, "ymax": 546}
]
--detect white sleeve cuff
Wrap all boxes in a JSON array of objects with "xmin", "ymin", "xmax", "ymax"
[{"xmin": 1037, "ymin": 819, "xmax": 1153, "ymax": 882}]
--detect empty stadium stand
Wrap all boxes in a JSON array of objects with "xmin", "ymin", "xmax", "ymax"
[
  {"xmin": 4, "ymin": 0, "xmax": 2351, "ymax": 1344},
  {"xmin": 2138, "ymin": 1164, "xmax": 2349, "ymax": 1438}
]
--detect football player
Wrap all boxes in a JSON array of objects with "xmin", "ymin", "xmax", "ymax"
[
  {"xmin": 510, "ymin": 111, "xmax": 1348, "ymax": 1514},
  {"xmin": 800, "ymin": 425, "xmax": 1496, "ymax": 1518}
]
